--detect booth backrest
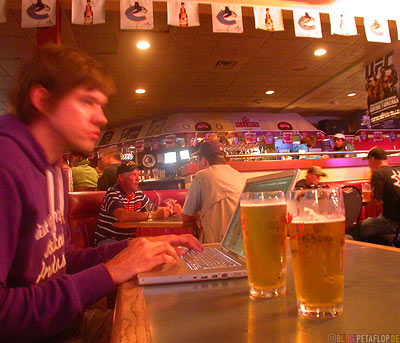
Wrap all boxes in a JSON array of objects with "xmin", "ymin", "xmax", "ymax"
[{"xmin": 67, "ymin": 189, "xmax": 188, "ymax": 248}]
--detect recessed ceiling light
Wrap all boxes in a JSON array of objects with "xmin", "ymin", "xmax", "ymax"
[
  {"xmin": 136, "ymin": 41, "xmax": 150, "ymax": 50},
  {"xmin": 265, "ymin": 90, "xmax": 275, "ymax": 95},
  {"xmin": 135, "ymin": 88, "xmax": 146, "ymax": 94},
  {"xmin": 314, "ymin": 48, "xmax": 327, "ymax": 56},
  {"xmin": 347, "ymin": 92, "xmax": 357, "ymax": 97}
]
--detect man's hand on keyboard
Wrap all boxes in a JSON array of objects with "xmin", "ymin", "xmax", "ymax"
[{"xmin": 147, "ymin": 234, "xmax": 204, "ymax": 256}]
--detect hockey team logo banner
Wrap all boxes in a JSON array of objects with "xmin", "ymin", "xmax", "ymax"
[
  {"xmin": 365, "ymin": 52, "xmax": 400, "ymax": 127},
  {"xmin": 253, "ymin": 6, "xmax": 284, "ymax": 32},
  {"xmin": 364, "ymin": 17, "xmax": 391, "ymax": 43},
  {"xmin": 293, "ymin": 9, "xmax": 322, "ymax": 38},
  {"xmin": 0, "ymin": 0, "xmax": 6, "ymax": 23},
  {"xmin": 72, "ymin": 0, "xmax": 105, "ymax": 25},
  {"xmin": 329, "ymin": 12, "xmax": 357, "ymax": 36},
  {"xmin": 121, "ymin": 0, "xmax": 153, "ymax": 30},
  {"xmin": 211, "ymin": 3, "xmax": 243, "ymax": 33},
  {"xmin": 22, "ymin": 0, "xmax": 56, "ymax": 28},
  {"xmin": 167, "ymin": 0, "xmax": 199, "ymax": 27}
]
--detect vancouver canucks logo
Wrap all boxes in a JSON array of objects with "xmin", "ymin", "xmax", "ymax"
[
  {"xmin": 27, "ymin": 0, "xmax": 50, "ymax": 20},
  {"xmin": 216, "ymin": 6, "xmax": 237, "ymax": 25},
  {"xmin": 391, "ymin": 170, "xmax": 400, "ymax": 188},
  {"xmin": 125, "ymin": 1, "xmax": 147, "ymax": 21}
]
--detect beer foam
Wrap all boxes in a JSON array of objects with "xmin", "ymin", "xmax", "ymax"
[
  {"xmin": 291, "ymin": 207, "xmax": 345, "ymax": 223},
  {"xmin": 240, "ymin": 200, "xmax": 286, "ymax": 207}
]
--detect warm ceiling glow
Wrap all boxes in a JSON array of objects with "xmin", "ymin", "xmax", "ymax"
[
  {"xmin": 347, "ymin": 92, "xmax": 357, "ymax": 97},
  {"xmin": 265, "ymin": 90, "xmax": 275, "ymax": 95},
  {"xmin": 314, "ymin": 48, "xmax": 327, "ymax": 56},
  {"xmin": 135, "ymin": 88, "xmax": 146, "ymax": 94},
  {"xmin": 136, "ymin": 41, "xmax": 150, "ymax": 50}
]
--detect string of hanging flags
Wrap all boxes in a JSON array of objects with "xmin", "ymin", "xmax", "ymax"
[{"xmin": 3, "ymin": 0, "xmax": 400, "ymax": 43}]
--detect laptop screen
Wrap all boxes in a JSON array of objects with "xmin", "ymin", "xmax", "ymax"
[{"xmin": 221, "ymin": 170, "xmax": 299, "ymax": 258}]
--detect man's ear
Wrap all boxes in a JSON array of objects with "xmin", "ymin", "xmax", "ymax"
[{"xmin": 29, "ymin": 84, "xmax": 51, "ymax": 115}]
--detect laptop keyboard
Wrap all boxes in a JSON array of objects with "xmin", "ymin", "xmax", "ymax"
[{"xmin": 182, "ymin": 247, "xmax": 242, "ymax": 271}]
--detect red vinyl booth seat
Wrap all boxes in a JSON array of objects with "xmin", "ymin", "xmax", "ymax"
[{"xmin": 67, "ymin": 189, "xmax": 189, "ymax": 249}]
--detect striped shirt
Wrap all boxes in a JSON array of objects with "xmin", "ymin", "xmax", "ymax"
[{"xmin": 95, "ymin": 184, "xmax": 155, "ymax": 244}]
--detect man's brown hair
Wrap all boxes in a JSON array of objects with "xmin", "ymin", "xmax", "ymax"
[{"xmin": 9, "ymin": 44, "xmax": 116, "ymax": 124}]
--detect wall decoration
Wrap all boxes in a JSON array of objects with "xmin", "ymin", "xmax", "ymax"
[{"xmin": 211, "ymin": 3, "xmax": 243, "ymax": 33}]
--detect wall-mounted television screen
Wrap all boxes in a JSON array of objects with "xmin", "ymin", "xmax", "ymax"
[
  {"xmin": 179, "ymin": 149, "xmax": 190, "ymax": 160},
  {"xmin": 164, "ymin": 151, "xmax": 177, "ymax": 164}
]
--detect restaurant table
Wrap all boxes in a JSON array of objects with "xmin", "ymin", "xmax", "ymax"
[
  {"xmin": 114, "ymin": 214, "xmax": 198, "ymax": 237},
  {"xmin": 110, "ymin": 241, "xmax": 400, "ymax": 343}
]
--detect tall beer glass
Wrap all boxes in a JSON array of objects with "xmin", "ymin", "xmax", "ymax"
[
  {"xmin": 240, "ymin": 191, "xmax": 287, "ymax": 299},
  {"xmin": 287, "ymin": 188, "xmax": 345, "ymax": 319}
]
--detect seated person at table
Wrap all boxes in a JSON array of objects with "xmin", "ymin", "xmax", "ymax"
[
  {"xmin": 97, "ymin": 147, "xmax": 121, "ymax": 190},
  {"xmin": 95, "ymin": 161, "xmax": 181, "ymax": 245},
  {"xmin": 182, "ymin": 141, "xmax": 247, "ymax": 243},
  {"xmin": 295, "ymin": 166, "xmax": 327, "ymax": 189},
  {"xmin": 70, "ymin": 150, "xmax": 98, "ymax": 191},
  {"xmin": 357, "ymin": 147, "xmax": 400, "ymax": 241},
  {"xmin": 332, "ymin": 133, "xmax": 355, "ymax": 158},
  {"xmin": 0, "ymin": 44, "xmax": 202, "ymax": 342},
  {"xmin": 290, "ymin": 136, "xmax": 316, "ymax": 159}
]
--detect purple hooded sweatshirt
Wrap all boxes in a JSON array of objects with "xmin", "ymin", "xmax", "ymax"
[{"xmin": 0, "ymin": 115, "xmax": 127, "ymax": 341}]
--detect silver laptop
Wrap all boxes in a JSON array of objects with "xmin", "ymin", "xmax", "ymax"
[{"xmin": 138, "ymin": 169, "xmax": 300, "ymax": 285}]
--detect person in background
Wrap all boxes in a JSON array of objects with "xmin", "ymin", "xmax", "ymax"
[
  {"xmin": 97, "ymin": 147, "xmax": 121, "ymax": 190},
  {"xmin": 182, "ymin": 140, "xmax": 247, "ymax": 243},
  {"xmin": 70, "ymin": 150, "xmax": 99, "ymax": 191},
  {"xmin": 357, "ymin": 147, "xmax": 400, "ymax": 241},
  {"xmin": 332, "ymin": 133, "xmax": 355, "ymax": 158},
  {"xmin": 290, "ymin": 136, "xmax": 316, "ymax": 159},
  {"xmin": 95, "ymin": 161, "xmax": 182, "ymax": 246},
  {"xmin": 295, "ymin": 166, "xmax": 327, "ymax": 189},
  {"xmin": 0, "ymin": 44, "xmax": 202, "ymax": 342}
]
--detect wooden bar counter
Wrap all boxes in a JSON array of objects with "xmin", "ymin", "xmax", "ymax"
[{"xmin": 110, "ymin": 241, "xmax": 400, "ymax": 343}]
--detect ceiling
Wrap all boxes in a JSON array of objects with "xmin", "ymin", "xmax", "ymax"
[{"xmin": 0, "ymin": 4, "xmax": 399, "ymax": 129}]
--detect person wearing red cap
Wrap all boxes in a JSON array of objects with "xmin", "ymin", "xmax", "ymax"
[
  {"xmin": 182, "ymin": 140, "xmax": 246, "ymax": 243},
  {"xmin": 357, "ymin": 147, "xmax": 400, "ymax": 242}
]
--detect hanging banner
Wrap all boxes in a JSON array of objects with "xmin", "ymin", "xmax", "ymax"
[
  {"xmin": 165, "ymin": 134, "xmax": 177, "ymax": 148},
  {"xmin": 364, "ymin": 17, "xmax": 391, "ymax": 43},
  {"xmin": 135, "ymin": 139, "xmax": 145, "ymax": 152},
  {"xmin": 365, "ymin": 52, "xmax": 400, "ymax": 127},
  {"xmin": 389, "ymin": 131, "xmax": 397, "ymax": 142},
  {"xmin": 204, "ymin": 132, "xmax": 218, "ymax": 141},
  {"xmin": 293, "ymin": 9, "xmax": 322, "ymax": 38},
  {"xmin": 0, "ymin": 0, "xmax": 6, "ymax": 23},
  {"xmin": 316, "ymin": 131, "xmax": 325, "ymax": 142},
  {"xmin": 120, "ymin": 0, "xmax": 153, "ymax": 30},
  {"xmin": 253, "ymin": 6, "xmax": 284, "ymax": 32},
  {"xmin": 225, "ymin": 132, "xmax": 238, "ymax": 145},
  {"xmin": 264, "ymin": 133, "xmax": 275, "ymax": 145},
  {"xmin": 211, "ymin": 3, "xmax": 243, "ymax": 33},
  {"xmin": 22, "ymin": 0, "xmax": 56, "ymax": 28},
  {"xmin": 72, "ymin": 0, "xmax": 105, "ymax": 25},
  {"xmin": 244, "ymin": 132, "xmax": 257, "ymax": 145},
  {"xmin": 359, "ymin": 131, "xmax": 369, "ymax": 142},
  {"xmin": 373, "ymin": 131, "xmax": 383, "ymax": 142},
  {"xmin": 167, "ymin": 0, "xmax": 199, "ymax": 27},
  {"xmin": 329, "ymin": 12, "xmax": 357, "ymax": 36},
  {"xmin": 282, "ymin": 131, "xmax": 293, "ymax": 144}
]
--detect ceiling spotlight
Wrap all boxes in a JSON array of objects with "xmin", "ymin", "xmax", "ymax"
[
  {"xmin": 135, "ymin": 88, "xmax": 146, "ymax": 94},
  {"xmin": 314, "ymin": 48, "xmax": 327, "ymax": 56},
  {"xmin": 265, "ymin": 90, "xmax": 275, "ymax": 95},
  {"xmin": 347, "ymin": 92, "xmax": 357, "ymax": 97},
  {"xmin": 136, "ymin": 41, "xmax": 150, "ymax": 50}
]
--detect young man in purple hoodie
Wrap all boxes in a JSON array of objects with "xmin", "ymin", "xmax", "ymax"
[{"xmin": 0, "ymin": 45, "xmax": 202, "ymax": 342}]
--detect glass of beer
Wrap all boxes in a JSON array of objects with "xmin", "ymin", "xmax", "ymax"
[
  {"xmin": 361, "ymin": 183, "xmax": 372, "ymax": 202},
  {"xmin": 287, "ymin": 188, "xmax": 345, "ymax": 319},
  {"xmin": 240, "ymin": 191, "xmax": 287, "ymax": 299}
]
